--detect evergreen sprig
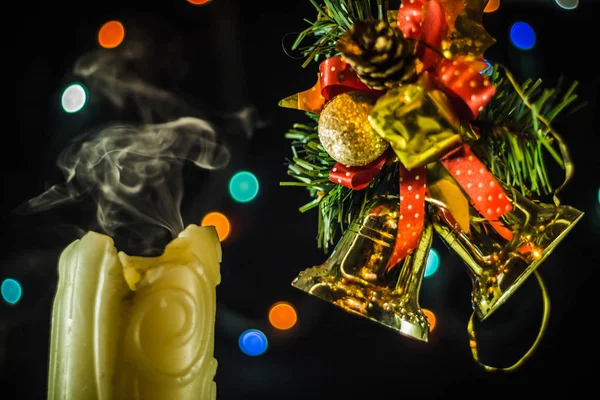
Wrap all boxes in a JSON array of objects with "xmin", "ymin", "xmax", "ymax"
[
  {"xmin": 281, "ymin": 112, "xmax": 400, "ymax": 252},
  {"xmin": 280, "ymin": 113, "xmax": 359, "ymax": 251},
  {"xmin": 292, "ymin": 0, "xmax": 390, "ymax": 67},
  {"xmin": 473, "ymin": 65, "xmax": 583, "ymax": 197}
]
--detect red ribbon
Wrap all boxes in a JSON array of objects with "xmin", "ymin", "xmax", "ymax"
[
  {"xmin": 325, "ymin": 1, "xmax": 508, "ymax": 267},
  {"xmin": 440, "ymin": 144, "xmax": 513, "ymax": 241},
  {"xmin": 292, "ymin": 57, "xmax": 384, "ymax": 114},
  {"xmin": 329, "ymin": 155, "xmax": 387, "ymax": 190},
  {"xmin": 319, "ymin": 57, "xmax": 382, "ymax": 100},
  {"xmin": 387, "ymin": 165, "xmax": 428, "ymax": 268},
  {"xmin": 386, "ymin": 145, "xmax": 513, "ymax": 267},
  {"xmin": 398, "ymin": 0, "xmax": 495, "ymax": 120}
]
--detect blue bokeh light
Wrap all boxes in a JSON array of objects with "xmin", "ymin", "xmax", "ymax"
[
  {"xmin": 1, "ymin": 278, "xmax": 23, "ymax": 305},
  {"xmin": 424, "ymin": 249, "xmax": 440, "ymax": 278},
  {"xmin": 509, "ymin": 22, "xmax": 536, "ymax": 51},
  {"xmin": 480, "ymin": 59, "xmax": 493, "ymax": 76},
  {"xmin": 229, "ymin": 171, "xmax": 259, "ymax": 203},
  {"xmin": 239, "ymin": 329, "xmax": 268, "ymax": 356}
]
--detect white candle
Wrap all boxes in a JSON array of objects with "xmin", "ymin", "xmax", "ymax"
[{"xmin": 47, "ymin": 224, "xmax": 221, "ymax": 400}]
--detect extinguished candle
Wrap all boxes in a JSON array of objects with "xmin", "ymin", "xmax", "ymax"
[{"xmin": 47, "ymin": 224, "xmax": 221, "ymax": 400}]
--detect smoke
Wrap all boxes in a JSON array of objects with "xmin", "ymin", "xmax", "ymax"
[
  {"xmin": 16, "ymin": 24, "xmax": 264, "ymax": 255},
  {"xmin": 18, "ymin": 118, "xmax": 229, "ymax": 253}
]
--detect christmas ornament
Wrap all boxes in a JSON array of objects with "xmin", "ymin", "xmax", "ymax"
[
  {"xmin": 368, "ymin": 74, "xmax": 464, "ymax": 169},
  {"xmin": 433, "ymin": 183, "xmax": 583, "ymax": 320},
  {"xmin": 318, "ymin": 91, "xmax": 389, "ymax": 166},
  {"xmin": 336, "ymin": 19, "xmax": 420, "ymax": 90},
  {"xmin": 292, "ymin": 194, "xmax": 432, "ymax": 342},
  {"xmin": 279, "ymin": 0, "xmax": 584, "ymax": 371}
]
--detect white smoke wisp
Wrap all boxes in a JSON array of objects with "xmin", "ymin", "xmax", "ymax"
[
  {"xmin": 17, "ymin": 25, "xmax": 269, "ymax": 254},
  {"xmin": 18, "ymin": 118, "xmax": 230, "ymax": 253},
  {"xmin": 72, "ymin": 31, "xmax": 268, "ymax": 136},
  {"xmin": 73, "ymin": 33, "xmax": 198, "ymax": 123}
]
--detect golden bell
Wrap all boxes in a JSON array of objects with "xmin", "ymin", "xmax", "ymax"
[
  {"xmin": 291, "ymin": 195, "xmax": 433, "ymax": 342},
  {"xmin": 432, "ymin": 187, "xmax": 584, "ymax": 321}
]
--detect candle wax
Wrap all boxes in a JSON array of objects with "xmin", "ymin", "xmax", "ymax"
[{"xmin": 47, "ymin": 225, "xmax": 221, "ymax": 400}]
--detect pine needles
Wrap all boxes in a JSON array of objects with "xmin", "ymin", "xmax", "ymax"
[
  {"xmin": 292, "ymin": 0, "xmax": 390, "ymax": 67},
  {"xmin": 280, "ymin": 113, "xmax": 363, "ymax": 251},
  {"xmin": 473, "ymin": 65, "xmax": 582, "ymax": 198}
]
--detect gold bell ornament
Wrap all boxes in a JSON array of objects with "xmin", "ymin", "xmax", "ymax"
[
  {"xmin": 292, "ymin": 194, "xmax": 433, "ymax": 342},
  {"xmin": 431, "ymin": 176, "xmax": 584, "ymax": 321}
]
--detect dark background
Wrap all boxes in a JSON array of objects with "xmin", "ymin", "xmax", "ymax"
[{"xmin": 2, "ymin": 0, "xmax": 599, "ymax": 398}]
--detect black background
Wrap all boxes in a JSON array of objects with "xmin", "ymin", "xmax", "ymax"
[{"xmin": 2, "ymin": 0, "xmax": 599, "ymax": 399}]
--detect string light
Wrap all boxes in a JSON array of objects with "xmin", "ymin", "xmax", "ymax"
[
  {"xmin": 61, "ymin": 83, "xmax": 87, "ymax": 113},
  {"xmin": 201, "ymin": 212, "xmax": 231, "ymax": 241},
  {"xmin": 509, "ymin": 22, "xmax": 536, "ymax": 51},
  {"xmin": 268, "ymin": 302, "xmax": 297, "ymax": 330},
  {"xmin": 1, "ymin": 278, "xmax": 22, "ymax": 305},
  {"xmin": 229, "ymin": 171, "xmax": 259, "ymax": 203},
  {"xmin": 423, "ymin": 309, "xmax": 436, "ymax": 332},
  {"xmin": 98, "ymin": 21, "xmax": 125, "ymax": 49},
  {"xmin": 238, "ymin": 329, "xmax": 268, "ymax": 356}
]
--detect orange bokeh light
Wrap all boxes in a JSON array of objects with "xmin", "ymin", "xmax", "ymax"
[
  {"xmin": 423, "ymin": 309, "xmax": 437, "ymax": 332},
  {"xmin": 187, "ymin": 0, "xmax": 212, "ymax": 5},
  {"xmin": 201, "ymin": 212, "xmax": 231, "ymax": 241},
  {"xmin": 98, "ymin": 21, "xmax": 125, "ymax": 49},
  {"xmin": 484, "ymin": 0, "xmax": 500, "ymax": 13},
  {"xmin": 268, "ymin": 302, "xmax": 297, "ymax": 330}
]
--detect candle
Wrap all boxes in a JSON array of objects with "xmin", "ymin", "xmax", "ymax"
[{"xmin": 47, "ymin": 224, "xmax": 222, "ymax": 400}]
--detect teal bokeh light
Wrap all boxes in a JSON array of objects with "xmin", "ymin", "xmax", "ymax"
[
  {"xmin": 238, "ymin": 329, "xmax": 268, "ymax": 356},
  {"xmin": 229, "ymin": 171, "xmax": 259, "ymax": 203},
  {"xmin": 480, "ymin": 59, "xmax": 493, "ymax": 76},
  {"xmin": 424, "ymin": 249, "xmax": 440, "ymax": 278},
  {"xmin": 1, "ymin": 278, "xmax": 23, "ymax": 305}
]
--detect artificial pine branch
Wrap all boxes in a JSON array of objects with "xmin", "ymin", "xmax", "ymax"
[
  {"xmin": 292, "ymin": 0, "xmax": 390, "ymax": 67},
  {"xmin": 473, "ymin": 64, "xmax": 583, "ymax": 198}
]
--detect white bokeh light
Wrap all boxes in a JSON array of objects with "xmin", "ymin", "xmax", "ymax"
[
  {"xmin": 61, "ymin": 83, "xmax": 87, "ymax": 113},
  {"xmin": 555, "ymin": 0, "xmax": 579, "ymax": 10}
]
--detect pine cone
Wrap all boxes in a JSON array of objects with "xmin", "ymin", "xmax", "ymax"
[{"xmin": 336, "ymin": 19, "xmax": 420, "ymax": 90}]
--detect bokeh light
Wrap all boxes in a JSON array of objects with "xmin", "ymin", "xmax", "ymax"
[
  {"xmin": 239, "ymin": 329, "xmax": 268, "ymax": 356},
  {"xmin": 201, "ymin": 212, "xmax": 230, "ymax": 241},
  {"xmin": 555, "ymin": 0, "xmax": 579, "ymax": 10},
  {"xmin": 423, "ymin": 309, "xmax": 436, "ymax": 332},
  {"xmin": 268, "ymin": 302, "xmax": 297, "ymax": 330},
  {"xmin": 509, "ymin": 22, "xmax": 536, "ymax": 51},
  {"xmin": 229, "ymin": 171, "xmax": 259, "ymax": 203},
  {"xmin": 98, "ymin": 21, "xmax": 125, "ymax": 49},
  {"xmin": 424, "ymin": 249, "xmax": 440, "ymax": 278},
  {"xmin": 1, "ymin": 278, "xmax": 22, "ymax": 305},
  {"xmin": 187, "ymin": 0, "xmax": 212, "ymax": 5},
  {"xmin": 61, "ymin": 83, "xmax": 87, "ymax": 113},
  {"xmin": 484, "ymin": 0, "xmax": 500, "ymax": 13},
  {"xmin": 480, "ymin": 59, "xmax": 493, "ymax": 76}
]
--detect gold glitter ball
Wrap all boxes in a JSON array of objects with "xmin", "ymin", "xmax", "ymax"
[{"xmin": 318, "ymin": 91, "xmax": 389, "ymax": 166}]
